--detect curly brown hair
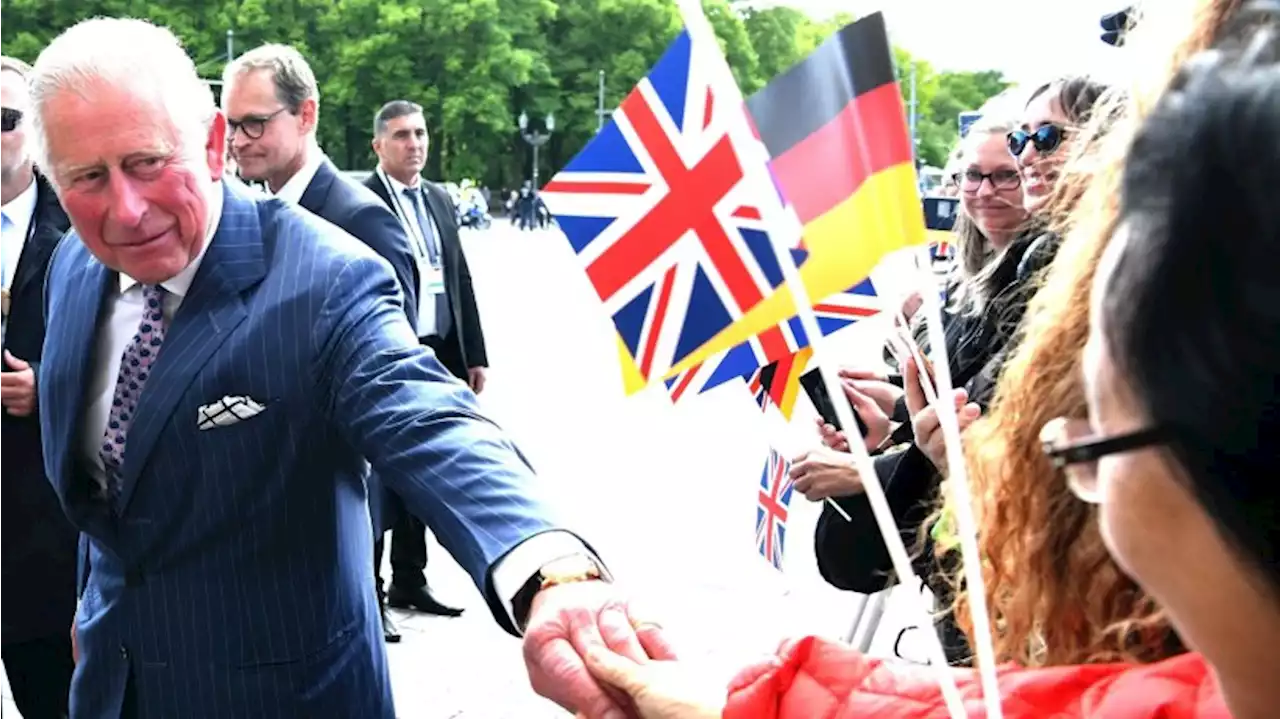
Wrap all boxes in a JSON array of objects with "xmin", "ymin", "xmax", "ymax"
[{"xmin": 938, "ymin": 0, "xmax": 1245, "ymax": 667}]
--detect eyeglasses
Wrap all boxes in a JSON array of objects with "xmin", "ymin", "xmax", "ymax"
[
  {"xmin": 227, "ymin": 107, "xmax": 288, "ymax": 140},
  {"xmin": 1039, "ymin": 417, "xmax": 1172, "ymax": 503},
  {"xmin": 1007, "ymin": 124, "xmax": 1070, "ymax": 157},
  {"xmin": 952, "ymin": 168, "xmax": 1021, "ymax": 193},
  {"xmin": 1, "ymin": 108, "xmax": 22, "ymax": 133}
]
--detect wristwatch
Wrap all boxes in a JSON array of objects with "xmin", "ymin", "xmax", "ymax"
[{"xmin": 513, "ymin": 553, "xmax": 606, "ymax": 632}]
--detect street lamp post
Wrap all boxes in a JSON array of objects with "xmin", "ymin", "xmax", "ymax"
[{"xmin": 517, "ymin": 110, "xmax": 555, "ymax": 189}]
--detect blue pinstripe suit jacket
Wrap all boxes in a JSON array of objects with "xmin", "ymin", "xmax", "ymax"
[{"xmin": 39, "ymin": 181, "xmax": 560, "ymax": 717}]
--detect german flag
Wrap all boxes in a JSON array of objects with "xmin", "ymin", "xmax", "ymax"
[
  {"xmin": 749, "ymin": 347, "xmax": 814, "ymax": 420},
  {"xmin": 659, "ymin": 12, "xmax": 925, "ymax": 380}
]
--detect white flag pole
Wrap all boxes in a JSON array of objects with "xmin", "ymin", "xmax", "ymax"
[
  {"xmin": 672, "ymin": 2, "xmax": 965, "ymax": 715},
  {"xmin": 915, "ymin": 248, "xmax": 1004, "ymax": 719}
]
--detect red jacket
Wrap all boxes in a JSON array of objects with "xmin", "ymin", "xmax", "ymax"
[{"xmin": 723, "ymin": 636, "xmax": 1230, "ymax": 718}]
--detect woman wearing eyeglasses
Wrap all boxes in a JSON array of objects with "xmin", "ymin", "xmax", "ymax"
[
  {"xmin": 570, "ymin": 30, "xmax": 1280, "ymax": 718},
  {"xmin": 802, "ymin": 79, "xmax": 1111, "ymax": 669}
]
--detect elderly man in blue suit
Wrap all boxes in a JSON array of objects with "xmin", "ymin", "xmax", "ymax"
[{"xmin": 32, "ymin": 18, "xmax": 672, "ymax": 719}]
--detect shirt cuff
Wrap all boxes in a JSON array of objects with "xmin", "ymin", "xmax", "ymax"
[{"xmin": 492, "ymin": 530, "xmax": 599, "ymax": 628}]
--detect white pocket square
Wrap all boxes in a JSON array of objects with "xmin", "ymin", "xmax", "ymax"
[{"xmin": 198, "ymin": 395, "xmax": 267, "ymax": 430}]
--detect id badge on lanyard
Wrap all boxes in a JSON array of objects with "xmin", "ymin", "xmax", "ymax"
[{"xmin": 419, "ymin": 256, "xmax": 445, "ymax": 296}]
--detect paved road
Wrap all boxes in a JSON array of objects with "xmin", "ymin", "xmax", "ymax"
[{"xmin": 4, "ymin": 222, "xmax": 931, "ymax": 717}]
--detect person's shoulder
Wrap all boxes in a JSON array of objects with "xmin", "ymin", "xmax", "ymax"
[{"xmin": 261, "ymin": 194, "xmax": 384, "ymax": 271}]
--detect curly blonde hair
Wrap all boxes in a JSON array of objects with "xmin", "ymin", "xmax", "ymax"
[{"xmin": 940, "ymin": 0, "xmax": 1244, "ymax": 666}]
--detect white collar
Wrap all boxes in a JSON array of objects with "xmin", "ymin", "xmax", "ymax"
[
  {"xmin": 273, "ymin": 144, "xmax": 325, "ymax": 204},
  {"xmin": 1, "ymin": 175, "xmax": 40, "ymax": 228},
  {"xmin": 380, "ymin": 168, "xmax": 424, "ymax": 196},
  {"xmin": 118, "ymin": 181, "xmax": 224, "ymax": 297}
]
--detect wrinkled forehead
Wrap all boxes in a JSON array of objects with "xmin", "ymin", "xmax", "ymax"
[
  {"xmin": 386, "ymin": 113, "xmax": 427, "ymax": 136},
  {"xmin": 0, "ymin": 68, "xmax": 29, "ymax": 109},
  {"xmin": 42, "ymin": 83, "xmax": 180, "ymax": 173}
]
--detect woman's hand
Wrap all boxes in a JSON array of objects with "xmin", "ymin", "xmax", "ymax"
[
  {"xmin": 790, "ymin": 447, "xmax": 864, "ymax": 501},
  {"xmin": 836, "ymin": 369, "xmax": 903, "ymax": 416},
  {"xmin": 903, "ymin": 357, "xmax": 981, "ymax": 474},
  {"xmin": 580, "ymin": 647, "xmax": 726, "ymax": 719},
  {"xmin": 813, "ymin": 371, "xmax": 900, "ymax": 451}
]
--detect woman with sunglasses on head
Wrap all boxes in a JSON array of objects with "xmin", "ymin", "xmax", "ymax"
[
  {"xmin": 943, "ymin": 0, "xmax": 1249, "ymax": 670},
  {"xmin": 569, "ymin": 24, "xmax": 1280, "ymax": 717}
]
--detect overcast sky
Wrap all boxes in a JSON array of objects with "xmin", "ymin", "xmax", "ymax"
[{"xmin": 775, "ymin": 0, "xmax": 1131, "ymax": 86}]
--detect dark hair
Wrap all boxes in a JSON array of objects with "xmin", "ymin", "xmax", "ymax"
[
  {"xmin": 1026, "ymin": 76, "xmax": 1113, "ymax": 127},
  {"xmin": 1105, "ymin": 9, "xmax": 1280, "ymax": 594},
  {"xmin": 373, "ymin": 99, "xmax": 423, "ymax": 138}
]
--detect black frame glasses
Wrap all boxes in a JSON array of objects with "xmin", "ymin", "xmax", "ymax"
[
  {"xmin": 1042, "ymin": 425, "xmax": 1171, "ymax": 469},
  {"xmin": 952, "ymin": 168, "xmax": 1021, "ymax": 193},
  {"xmin": 1040, "ymin": 417, "xmax": 1173, "ymax": 502},
  {"xmin": 227, "ymin": 107, "xmax": 289, "ymax": 140},
  {"xmin": 1, "ymin": 107, "xmax": 23, "ymax": 133},
  {"xmin": 1007, "ymin": 124, "xmax": 1069, "ymax": 157}
]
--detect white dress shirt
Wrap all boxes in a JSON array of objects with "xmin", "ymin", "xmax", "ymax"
[
  {"xmin": 377, "ymin": 169, "xmax": 446, "ymax": 338},
  {"xmin": 79, "ymin": 184, "xmax": 223, "ymax": 492},
  {"xmin": 272, "ymin": 146, "xmax": 325, "ymax": 205},
  {"xmin": 1, "ymin": 176, "xmax": 39, "ymax": 291}
]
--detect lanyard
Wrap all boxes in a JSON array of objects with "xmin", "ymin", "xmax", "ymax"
[{"xmin": 377, "ymin": 167, "xmax": 433, "ymax": 262}]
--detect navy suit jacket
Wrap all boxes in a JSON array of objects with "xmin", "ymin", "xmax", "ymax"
[
  {"xmin": 299, "ymin": 159, "xmax": 422, "ymax": 534},
  {"xmin": 39, "ymin": 181, "xmax": 561, "ymax": 717}
]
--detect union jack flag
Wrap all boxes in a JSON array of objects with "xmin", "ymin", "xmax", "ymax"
[
  {"xmin": 756, "ymin": 447, "xmax": 795, "ymax": 571},
  {"xmin": 663, "ymin": 276, "xmax": 879, "ymax": 404},
  {"xmin": 813, "ymin": 277, "xmax": 881, "ymax": 337},
  {"xmin": 543, "ymin": 29, "xmax": 792, "ymax": 385}
]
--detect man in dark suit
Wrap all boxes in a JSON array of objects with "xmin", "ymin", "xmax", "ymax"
[
  {"xmin": 34, "ymin": 17, "xmax": 672, "ymax": 718},
  {"xmin": 220, "ymin": 44, "xmax": 420, "ymax": 642},
  {"xmin": 0, "ymin": 54, "xmax": 78, "ymax": 719},
  {"xmin": 363, "ymin": 101, "xmax": 488, "ymax": 619}
]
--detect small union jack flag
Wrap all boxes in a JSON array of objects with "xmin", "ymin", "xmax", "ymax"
[
  {"xmin": 813, "ymin": 277, "xmax": 881, "ymax": 337},
  {"xmin": 543, "ymin": 29, "xmax": 792, "ymax": 385},
  {"xmin": 756, "ymin": 447, "xmax": 795, "ymax": 571},
  {"xmin": 929, "ymin": 238, "xmax": 956, "ymax": 263}
]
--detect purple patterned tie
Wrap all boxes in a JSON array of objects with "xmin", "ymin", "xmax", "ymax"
[{"xmin": 99, "ymin": 284, "xmax": 168, "ymax": 499}]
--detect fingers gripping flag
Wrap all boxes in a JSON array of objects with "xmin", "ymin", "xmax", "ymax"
[{"xmin": 756, "ymin": 446, "xmax": 795, "ymax": 571}]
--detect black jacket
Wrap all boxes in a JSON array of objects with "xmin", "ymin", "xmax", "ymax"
[
  {"xmin": 2, "ymin": 173, "xmax": 78, "ymax": 645},
  {"xmin": 362, "ymin": 172, "xmax": 488, "ymax": 376},
  {"xmin": 814, "ymin": 229, "xmax": 1061, "ymax": 664}
]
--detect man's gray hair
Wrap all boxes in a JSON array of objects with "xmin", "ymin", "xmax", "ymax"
[
  {"xmin": 223, "ymin": 44, "xmax": 319, "ymax": 113},
  {"xmin": 28, "ymin": 18, "xmax": 216, "ymax": 181},
  {"xmin": 373, "ymin": 100, "xmax": 423, "ymax": 138}
]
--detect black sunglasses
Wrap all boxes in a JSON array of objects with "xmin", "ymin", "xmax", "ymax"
[
  {"xmin": 1, "ymin": 108, "xmax": 22, "ymax": 133},
  {"xmin": 1007, "ymin": 124, "xmax": 1069, "ymax": 157}
]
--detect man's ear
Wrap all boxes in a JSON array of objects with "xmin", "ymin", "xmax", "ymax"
[{"xmin": 206, "ymin": 111, "xmax": 228, "ymax": 179}]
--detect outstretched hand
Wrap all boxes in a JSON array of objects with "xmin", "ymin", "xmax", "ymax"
[{"xmin": 523, "ymin": 580, "xmax": 677, "ymax": 719}]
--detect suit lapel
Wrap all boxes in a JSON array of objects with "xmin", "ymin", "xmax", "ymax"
[
  {"xmin": 298, "ymin": 160, "xmax": 335, "ymax": 216},
  {"xmin": 10, "ymin": 179, "xmax": 68, "ymax": 301},
  {"xmin": 422, "ymin": 184, "xmax": 461, "ymax": 274},
  {"xmin": 116, "ymin": 182, "xmax": 266, "ymax": 511},
  {"xmin": 47, "ymin": 255, "xmax": 113, "ymax": 502}
]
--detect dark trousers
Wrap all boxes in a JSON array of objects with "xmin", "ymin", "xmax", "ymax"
[
  {"xmin": 373, "ymin": 333, "xmax": 467, "ymax": 594},
  {"xmin": 2, "ymin": 633, "xmax": 74, "ymax": 719}
]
